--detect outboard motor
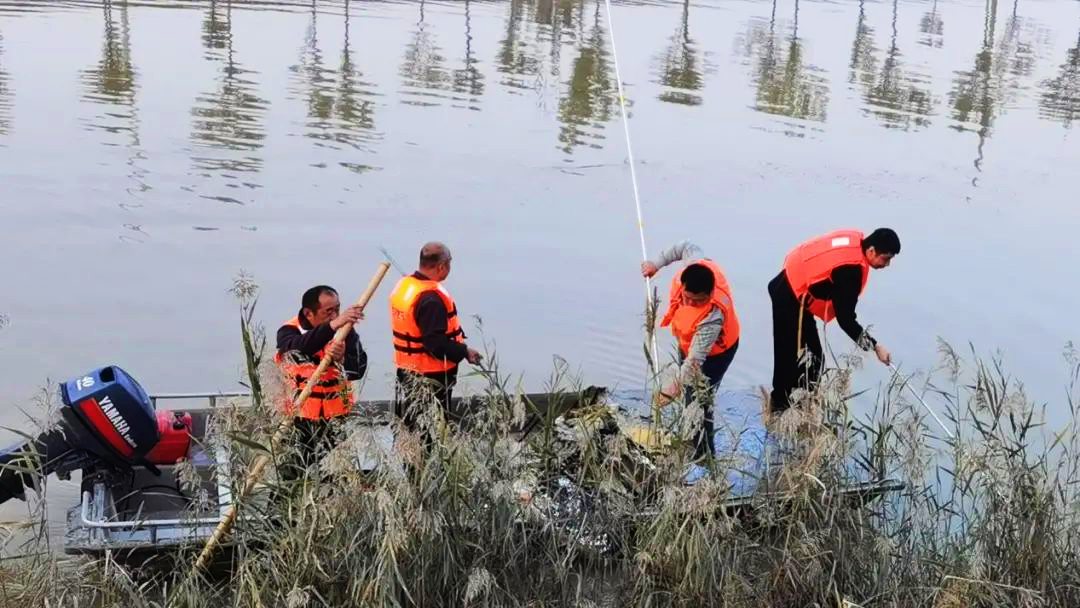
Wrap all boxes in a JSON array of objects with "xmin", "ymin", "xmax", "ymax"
[
  {"xmin": 0, "ymin": 366, "xmax": 193, "ymax": 505},
  {"xmin": 59, "ymin": 366, "xmax": 160, "ymax": 467},
  {"xmin": 0, "ymin": 428, "xmax": 70, "ymax": 504}
]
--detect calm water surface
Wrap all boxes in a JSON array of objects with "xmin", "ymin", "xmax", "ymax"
[{"xmin": 0, "ymin": 0, "xmax": 1078, "ymax": 534}]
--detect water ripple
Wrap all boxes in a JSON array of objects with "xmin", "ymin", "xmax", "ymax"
[
  {"xmin": 738, "ymin": 4, "xmax": 830, "ymax": 134},
  {"xmin": 185, "ymin": 0, "xmax": 269, "ymax": 210},
  {"xmin": 652, "ymin": 0, "xmax": 709, "ymax": 107},
  {"xmin": 0, "ymin": 34, "xmax": 10, "ymax": 139},
  {"xmin": 79, "ymin": 2, "xmax": 139, "ymax": 140},
  {"xmin": 850, "ymin": 0, "xmax": 936, "ymax": 131},
  {"xmin": 394, "ymin": 1, "xmax": 490, "ymax": 111},
  {"xmin": 189, "ymin": 1, "xmax": 269, "ymax": 180},
  {"xmin": 1038, "ymin": 31, "xmax": 1080, "ymax": 127},
  {"xmin": 288, "ymin": 3, "xmax": 384, "ymax": 156},
  {"xmin": 556, "ymin": 2, "xmax": 615, "ymax": 154}
]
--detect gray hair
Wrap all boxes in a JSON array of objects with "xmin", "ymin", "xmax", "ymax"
[{"xmin": 419, "ymin": 242, "xmax": 451, "ymax": 268}]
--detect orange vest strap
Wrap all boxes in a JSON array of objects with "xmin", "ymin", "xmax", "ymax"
[
  {"xmin": 390, "ymin": 276, "xmax": 464, "ymax": 374},
  {"xmin": 275, "ymin": 316, "xmax": 351, "ymax": 420}
]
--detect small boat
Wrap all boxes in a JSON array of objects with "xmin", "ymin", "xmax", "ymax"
[
  {"xmin": 63, "ymin": 391, "xmax": 243, "ymax": 557},
  {"xmin": 0, "ymin": 366, "xmax": 604, "ymax": 558},
  {"xmin": 0, "ymin": 366, "xmax": 903, "ymax": 559}
]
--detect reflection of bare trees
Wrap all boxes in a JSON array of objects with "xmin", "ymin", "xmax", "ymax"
[
  {"xmin": 535, "ymin": 0, "xmax": 577, "ymax": 31},
  {"xmin": 336, "ymin": 5, "xmax": 380, "ymax": 147},
  {"xmin": 190, "ymin": 0, "xmax": 268, "ymax": 176},
  {"xmin": 1039, "ymin": 28, "xmax": 1080, "ymax": 127},
  {"xmin": 80, "ymin": 0, "xmax": 150, "ymax": 201},
  {"xmin": 542, "ymin": 0, "xmax": 581, "ymax": 82},
  {"xmin": 81, "ymin": 0, "xmax": 137, "ymax": 136},
  {"xmin": 950, "ymin": 0, "xmax": 997, "ymax": 135},
  {"xmin": 743, "ymin": 0, "xmax": 829, "ymax": 125},
  {"xmin": 290, "ymin": 0, "xmax": 380, "ymax": 152},
  {"xmin": 950, "ymin": 0, "xmax": 1034, "ymax": 127},
  {"xmin": 451, "ymin": 0, "xmax": 485, "ymax": 102},
  {"xmin": 942, "ymin": 0, "xmax": 1046, "ymax": 189},
  {"xmin": 949, "ymin": 0, "xmax": 999, "ymax": 177},
  {"xmin": 858, "ymin": 0, "xmax": 935, "ymax": 130},
  {"xmin": 400, "ymin": 0, "xmax": 450, "ymax": 105},
  {"xmin": 655, "ymin": 0, "xmax": 703, "ymax": 106},
  {"xmin": 556, "ymin": 2, "xmax": 614, "ymax": 154},
  {"xmin": 0, "ymin": 34, "xmax": 11, "ymax": 137},
  {"xmin": 999, "ymin": 1, "xmax": 1035, "ymax": 81},
  {"xmin": 497, "ymin": 0, "xmax": 582, "ymax": 92},
  {"xmin": 497, "ymin": 0, "xmax": 544, "ymax": 90},
  {"xmin": 919, "ymin": 0, "xmax": 944, "ymax": 48},
  {"xmin": 849, "ymin": 0, "xmax": 877, "ymax": 90},
  {"xmin": 202, "ymin": 0, "xmax": 230, "ymax": 56},
  {"xmin": 948, "ymin": 0, "xmax": 1034, "ymax": 176}
]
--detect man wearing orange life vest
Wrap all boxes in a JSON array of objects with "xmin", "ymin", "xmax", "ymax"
[
  {"xmin": 390, "ymin": 242, "xmax": 482, "ymax": 434},
  {"xmin": 275, "ymin": 285, "xmax": 367, "ymax": 474},
  {"xmin": 768, "ymin": 228, "xmax": 901, "ymax": 413},
  {"xmin": 642, "ymin": 241, "xmax": 740, "ymax": 461}
]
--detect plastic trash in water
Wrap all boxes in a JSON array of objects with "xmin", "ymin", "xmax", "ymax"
[
  {"xmin": 682, "ymin": 463, "xmax": 709, "ymax": 485},
  {"xmin": 606, "ymin": 387, "xmax": 796, "ymax": 494}
]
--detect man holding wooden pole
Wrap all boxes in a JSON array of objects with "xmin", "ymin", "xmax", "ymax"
[
  {"xmin": 193, "ymin": 263, "xmax": 390, "ymax": 572},
  {"xmin": 274, "ymin": 285, "xmax": 368, "ymax": 484}
]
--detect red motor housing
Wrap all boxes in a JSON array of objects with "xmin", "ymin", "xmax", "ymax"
[{"xmin": 144, "ymin": 410, "xmax": 193, "ymax": 465}]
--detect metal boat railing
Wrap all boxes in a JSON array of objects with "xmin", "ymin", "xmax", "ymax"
[
  {"xmin": 70, "ymin": 392, "xmax": 246, "ymax": 551},
  {"xmin": 148, "ymin": 391, "xmax": 251, "ymax": 410}
]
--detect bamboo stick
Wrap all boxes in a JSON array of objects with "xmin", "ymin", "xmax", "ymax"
[{"xmin": 192, "ymin": 261, "xmax": 391, "ymax": 572}]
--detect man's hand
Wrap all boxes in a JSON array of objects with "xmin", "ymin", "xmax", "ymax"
[
  {"xmin": 329, "ymin": 305, "xmax": 365, "ymax": 331},
  {"xmin": 326, "ymin": 339, "xmax": 345, "ymax": 362},
  {"xmin": 641, "ymin": 261, "xmax": 658, "ymax": 278},
  {"xmin": 874, "ymin": 343, "xmax": 891, "ymax": 366},
  {"xmin": 652, "ymin": 381, "xmax": 681, "ymax": 407},
  {"xmin": 466, "ymin": 348, "xmax": 483, "ymax": 365}
]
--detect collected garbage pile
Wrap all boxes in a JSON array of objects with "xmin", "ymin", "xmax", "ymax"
[{"xmin": 502, "ymin": 387, "xmax": 789, "ymax": 556}]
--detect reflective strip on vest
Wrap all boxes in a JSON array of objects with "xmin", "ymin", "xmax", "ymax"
[
  {"xmin": 389, "ymin": 276, "xmax": 464, "ymax": 374},
  {"xmin": 274, "ymin": 316, "xmax": 352, "ymax": 420},
  {"xmin": 659, "ymin": 258, "xmax": 740, "ymax": 357},
  {"xmin": 782, "ymin": 229, "xmax": 869, "ymax": 322}
]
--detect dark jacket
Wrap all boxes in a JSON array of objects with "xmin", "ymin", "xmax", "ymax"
[
  {"xmin": 806, "ymin": 265, "xmax": 876, "ymax": 350},
  {"xmin": 410, "ymin": 271, "xmax": 469, "ymax": 366},
  {"xmin": 276, "ymin": 313, "xmax": 367, "ymax": 380}
]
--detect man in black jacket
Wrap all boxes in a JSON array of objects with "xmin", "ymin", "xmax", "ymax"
[
  {"xmin": 275, "ymin": 285, "xmax": 367, "ymax": 479},
  {"xmin": 769, "ymin": 228, "xmax": 900, "ymax": 414},
  {"xmin": 390, "ymin": 242, "xmax": 482, "ymax": 438}
]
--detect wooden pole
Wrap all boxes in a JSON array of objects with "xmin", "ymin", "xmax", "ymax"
[{"xmin": 192, "ymin": 262, "xmax": 391, "ymax": 572}]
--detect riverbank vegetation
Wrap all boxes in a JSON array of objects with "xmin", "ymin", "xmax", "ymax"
[{"xmin": 1, "ymin": 282, "xmax": 1078, "ymax": 607}]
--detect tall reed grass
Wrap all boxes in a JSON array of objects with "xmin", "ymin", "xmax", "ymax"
[{"xmin": 1, "ymin": 281, "xmax": 1078, "ymax": 607}]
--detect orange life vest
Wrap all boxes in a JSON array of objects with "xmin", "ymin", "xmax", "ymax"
[
  {"xmin": 390, "ymin": 275, "xmax": 464, "ymax": 374},
  {"xmin": 783, "ymin": 229, "xmax": 870, "ymax": 322},
  {"xmin": 274, "ymin": 317, "xmax": 352, "ymax": 420},
  {"xmin": 660, "ymin": 259, "xmax": 740, "ymax": 357}
]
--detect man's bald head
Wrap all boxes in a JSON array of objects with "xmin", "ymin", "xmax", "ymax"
[{"xmin": 418, "ymin": 242, "xmax": 452, "ymax": 280}]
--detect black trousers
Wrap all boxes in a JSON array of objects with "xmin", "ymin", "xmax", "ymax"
[
  {"xmin": 683, "ymin": 340, "xmax": 739, "ymax": 461},
  {"xmin": 394, "ymin": 368, "xmax": 456, "ymax": 448},
  {"xmin": 275, "ymin": 416, "xmax": 344, "ymax": 501},
  {"xmin": 769, "ymin": 270, "xmax": 824, "ymax": 413}
]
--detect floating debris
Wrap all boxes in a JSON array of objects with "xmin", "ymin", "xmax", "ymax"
[{"xmin": 199, "ymin": 194, "xmax": 245, "ymax": 205}]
